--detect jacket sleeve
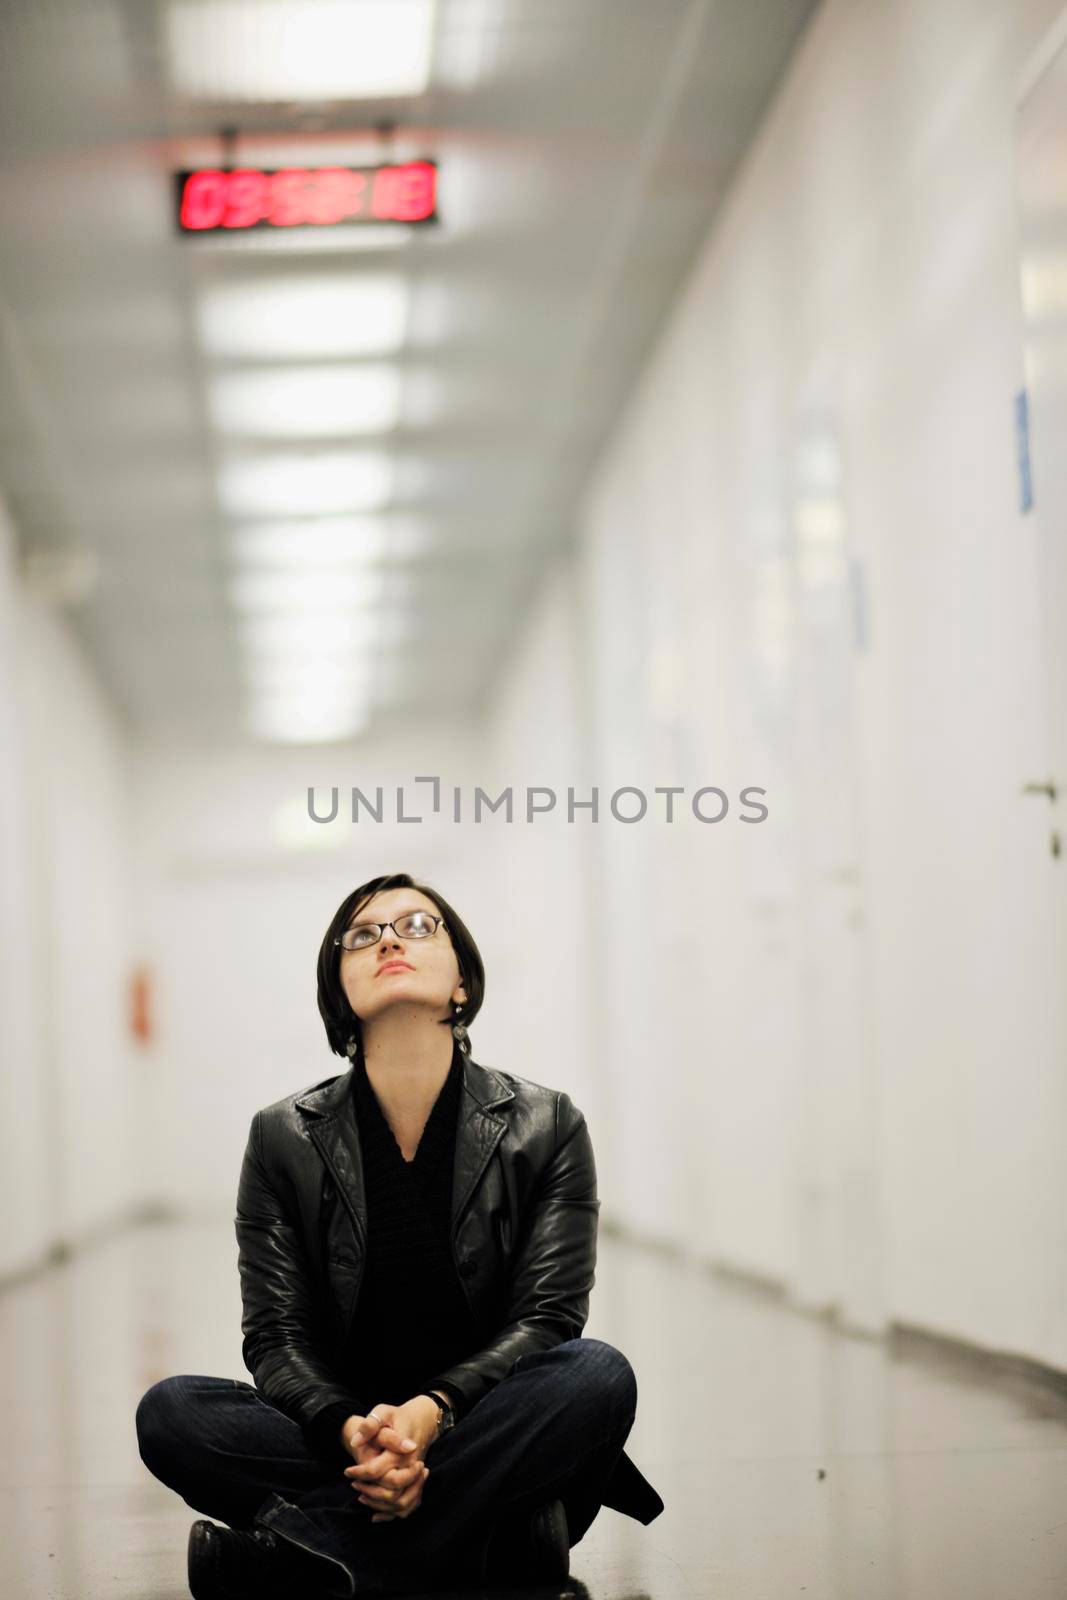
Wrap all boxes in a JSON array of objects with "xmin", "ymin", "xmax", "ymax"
[
  {"xmin": 235, "ymin": 1110, "xmax": 367, "ymax": 1463},
  {"xmin": 425, "ymin": 1091, "xmax": 599, "ymax": 1413}
]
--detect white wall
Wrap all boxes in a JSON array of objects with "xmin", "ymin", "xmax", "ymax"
[
  {"xmin": 0, "ymin": 498, "xmax": 138, "ymax": 1276},
  {"xmin": 130, "ymin": 721, "xmax": 515, "ymax": 1210},
  {"xmin": 523, "ymin": 0, "xmax": 1067, "ymax": 1369},
  {"xmin": 478, "ymin": 554, "xmax": 598, "ymax": 1114}
]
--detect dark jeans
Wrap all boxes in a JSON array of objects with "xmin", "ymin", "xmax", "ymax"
[{"xmin": 135, "ymin": 1336, "xmax": 638, "ymax": 1596}]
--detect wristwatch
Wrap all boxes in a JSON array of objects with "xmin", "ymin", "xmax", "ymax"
[{"xmin": 418, "ymin": 1390, "xmax": 456, "ymax": 1436}]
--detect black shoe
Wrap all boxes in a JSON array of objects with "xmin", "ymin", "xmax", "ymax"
[
  {"xmin": 187, "ymin": 1518, "xmax": 344, "ymax": 1599},
  {"xmin": 483, "ymin": 1498, "xmax": 570, "ymax": 1585}
]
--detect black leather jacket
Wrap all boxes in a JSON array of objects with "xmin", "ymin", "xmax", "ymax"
[{"xmin": 235, "ymin": 1051, "xmax": 664, "ymax": 1525}]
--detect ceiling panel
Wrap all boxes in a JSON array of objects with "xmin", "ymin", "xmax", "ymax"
[{"xmin": 0, "ymin": 0, "xmax": 819, "ymax": 743}]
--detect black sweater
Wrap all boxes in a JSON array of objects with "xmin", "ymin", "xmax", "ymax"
[{"xmin": 304, "ymin": 1042, "xmax": 482, "ymax": 1463}]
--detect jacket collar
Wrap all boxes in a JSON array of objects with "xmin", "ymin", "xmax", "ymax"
[
  {"xmin": 294, "ymin": 1053, "xmax": 515, "ymax": 1246},
  {"xmin": 294, "ymin": 1051, "xmax": 515, "ymax": 1119}
]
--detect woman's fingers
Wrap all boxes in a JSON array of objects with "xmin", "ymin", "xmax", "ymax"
[
  {"xmin": 370, "ymin": 1472, "xmax": 428, "ymax": 1521},
  {"xmin": 394, "ymin": 1478, "xmax": 428, "ymax": 1517},
  {"xmin": 345, "ymin": 1411, "xmax": 384, "ymax": 1449},
  {"xmin": 346, "ymin": 1450, "xmax": 401, "ymax": 1481},
  {"xmin": 346, "ymin": 1453, "xmax": 419, "ymax": 1484},
  {"xmin": 358, "ymin": 1462, "xmax": 428, "ymax": 1510},
  {"xmin": 374, "ymin": 1424, "xmax": 417, "ymax": 1453},
  {"xmin": 355, "ymin": 1461, "xmax": 427, "ymax": 1490},
  {"xmin": 350, "ymin": 1460, "xmax": 423, "ymax": 1491}
]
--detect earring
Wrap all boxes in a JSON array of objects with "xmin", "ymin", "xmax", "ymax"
[
  {"xmin": 345, "ymin": 1035, "xmax": 359, "ymax": 1058},
  {"xmin": 451, "ymin": 1001, "xmax": 470, "ymax": 1054}
]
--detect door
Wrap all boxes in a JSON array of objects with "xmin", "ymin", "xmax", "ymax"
[{"xmin": 1017, "ymin": 20, "xmax": 1067, "ymax": 1367}]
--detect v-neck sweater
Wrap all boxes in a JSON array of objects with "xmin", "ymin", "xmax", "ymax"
[{"xmin": 303, "ymin": 1041, "xmax": 482, "ymax": 1463}]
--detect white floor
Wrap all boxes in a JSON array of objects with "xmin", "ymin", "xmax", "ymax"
[{"xmin": 3, "ymin": 1219, "xmax": 1067, "ymax": 1597}]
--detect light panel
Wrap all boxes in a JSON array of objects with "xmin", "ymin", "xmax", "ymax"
[
  {"xmin": 218, "ymin": 450, "xmax": 394, "ymax": 516},
  {"xmin": 250, "ymin": 694, "xmax": 372, "ymax": 743},
  {"xmin": 238, "ymin": 613, "xmax": 376, "ymax": 656},
  {"xmin": 243, "ymin": 657, "xmax": 370, "ymax": 689},
  {"xmin": 229, "ymin": 518, "xmax": 389, "ymax": 568},
  {"xmin": 166, "ymin": 0, "xmax": 436, "ymax": 102},
  {"xmin": 208, "ymin": 366, "xmax": 402, "ymax": 438},
  {"xmin": 230, "ymin": 568, "xmax": 387, "ymax": 612},
  {"xmin": 197, "ymin": 276, "xmax": 408, "ymax": 359}
]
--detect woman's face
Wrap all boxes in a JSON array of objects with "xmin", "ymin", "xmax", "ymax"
[{"xmin": 339, "ymin": 886, "xmax": 466, "ymax": 1032}]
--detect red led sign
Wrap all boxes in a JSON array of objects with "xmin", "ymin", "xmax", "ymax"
[{"xmin": 175, "ymin": 160, "xmax": 437, "ymax": 233}]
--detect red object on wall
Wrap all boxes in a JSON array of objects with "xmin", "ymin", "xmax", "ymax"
[
  {"xmin": 130, "ymin": 966, "xmax": 154, "ymax": 1044},
  {"xmin": 176, "ymin": 160, "xmax": 438, "ymax": 233}
]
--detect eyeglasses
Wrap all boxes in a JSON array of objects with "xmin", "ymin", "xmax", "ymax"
[{"xmin": 335, "ymin": 909, "xmax": 447, "ymax": 952}]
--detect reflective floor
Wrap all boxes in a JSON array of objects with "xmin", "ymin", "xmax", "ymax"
[{"xmin": 3, "ymin": 1219, "xmax": 1067, "ymax": 1597}]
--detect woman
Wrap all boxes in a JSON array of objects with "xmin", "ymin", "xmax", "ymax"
[{"xmin": 136, "ymin": 872, "xmax": 663, "ymax": 1599}]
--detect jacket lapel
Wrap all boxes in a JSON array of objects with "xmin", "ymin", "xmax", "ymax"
[
  {"xmin": 295, "ymin": 1052, "xmax": 516, "ymax": 1246},
  {"xmin": 450, "ymin": 1055, "xmax": 514, "ymax": 1234},
  {"xmin": 295, "ymin": 1069, "xmax": 367, "ymax": 1255}
]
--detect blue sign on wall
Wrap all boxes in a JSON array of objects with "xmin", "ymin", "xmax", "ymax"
[{"xmin": 1015, "ymin": 389, "xmax": 1034, "ymax": 513}]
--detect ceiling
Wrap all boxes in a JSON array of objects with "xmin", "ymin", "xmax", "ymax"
[{"xmin": 0, "ymin": 0, "xmax": 818, "ymax": 744}]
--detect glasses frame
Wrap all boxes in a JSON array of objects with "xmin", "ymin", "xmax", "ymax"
[{"xmin": 334, "ymin": 912, "xmax": 447, "ymax": 952}]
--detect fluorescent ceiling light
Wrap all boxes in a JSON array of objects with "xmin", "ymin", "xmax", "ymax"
[
  {"xmin": 166, "ymin": 0, "xmax": 436, "ymax": 101},
  {"xmin": 247, "ymin": 677, "xmax": 371, "ymax": 713},
  {"xmin": 238, "ymin": 607, "xmax": 410, "ymax": 655},
  {"xmin": 250, "ymin": 694, "xmax": 372, "ymax": 744},
  {"xmin": 218, "ymin": 450, "xmax": 394, "ymax": 516},
  {"xmin": 197, "ymin": 277, "xmax": 407, "ymax": 360},
  {"xmin": 238, "ymin": 615, "xmax": 374, "ymax": 655},
  {"xmin": 241, "ymin": 650, "xmax": 376, "ymax": 684},
  {"xmin": 243, "ymin": 662, "xmax": 371, "ymax": 697},
  {"xmin": 208, "ymin": 366, "xmax": 401, "ymax": 438},
  {"xmin": 252, "ymin": 711, "xmax": 371, "ymax": 744},
  {"xmin": 229, "ymin": 518, "xmax": 387, "ymax": 568},
  {"xmin": 229, "ymin": 517, "xmax": 426, "ymax": 567},
  {"xmin": 230, "ymin": 569, "xmax": 386, "ymax": 612}
]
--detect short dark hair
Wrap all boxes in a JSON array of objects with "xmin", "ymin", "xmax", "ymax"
[{"xmin": 316, "ymin": 872, "xmax": 486, "ymax": 1060}]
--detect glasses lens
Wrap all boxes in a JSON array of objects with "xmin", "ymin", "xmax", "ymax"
[
  {"xmin": 396, "ymin": 911, "xmax": 436, "ymax": 938},
  {"xmin": 343, "ymin": 924, "xmax": 381, "ymax": 950}
]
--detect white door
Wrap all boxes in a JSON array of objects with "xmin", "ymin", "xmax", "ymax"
[
  {"xmin": 786, "ymin": 372, "xmax": 884, "ymax": 1336},
  {"xmin": 1017, "ymin": 22, "xmax": 1067, "ymax": 1366}
]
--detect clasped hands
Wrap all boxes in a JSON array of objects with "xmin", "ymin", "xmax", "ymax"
[{"xmin": 340, "ymin": 1397, "xmax": 439, "ymax": 1523}]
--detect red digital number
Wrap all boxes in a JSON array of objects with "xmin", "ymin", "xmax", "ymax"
[
  {"xmin": 180, "ymin": 162, "xmax": 434, "ymax": 231},
  {"xmin": 371, "ymin": 161, "xmax": 435, "ymax": 222},
  {"xmin": 224, "ymin": 169, "xmax": 269, "ymax": 228},
  {"xmin": 307, "ymin": 167, "xmax": 367, "ymax": 225},
  {"xmin": 267, "ymin": 168, "xmax": 309, "ymax": 226},
  {"xmin": 180, "ymin": 170, "xmax": 229, "ymax": 230}
]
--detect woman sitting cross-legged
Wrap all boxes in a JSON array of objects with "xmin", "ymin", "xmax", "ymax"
[{"xmin": 135, "ymin": 870, "xmax": 664, "ymax": 1598}]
